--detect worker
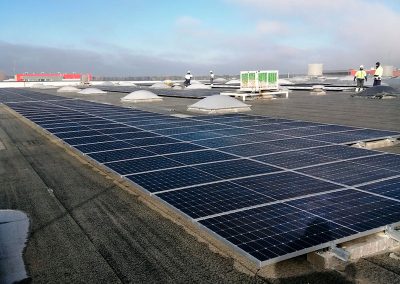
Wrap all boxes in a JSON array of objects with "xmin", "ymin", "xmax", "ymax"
[
  {"xmin": 353, "ymin": 65, "xmax": 367, "ymax": 92},
  {"xmin": 373, "ymin": 62, "xmax": 383, "ymax": 86},
  {"xmin": 209, "ymin": 70, "xmax": 214, "ymax": 86},
  {"xmin": 184, "ymin": 71, "xmax": 193, "ymax": 87}
]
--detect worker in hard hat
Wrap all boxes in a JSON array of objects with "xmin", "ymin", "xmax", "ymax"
[
  {"xmin": 373, "ymin": 62, "xmax": 383, "ymax": 86},
  {"xmin": 209, "ymin": 70, "xmax": 215, "ymax": 86},
  {"xmin": 184, "ymin": 71, "xmax": 193, "ymax": 87},
  {"xmin": 353, "ymin": 65, "xmax": 367, "ymax": 92}
]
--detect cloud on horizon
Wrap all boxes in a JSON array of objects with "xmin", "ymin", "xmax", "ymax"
[{"xmin": 0, "ymin": 0, "xmax": 399, "ymax": 76}]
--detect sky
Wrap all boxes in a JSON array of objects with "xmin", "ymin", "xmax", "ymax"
[{"xmin": 0, "ymin": 0, "xmax": 399, "ymax": 76}]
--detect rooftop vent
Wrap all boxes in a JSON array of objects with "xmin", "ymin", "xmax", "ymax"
[
  {"xmin": 57, "ymin": 86, "xmax": 80, "ymax": 93},
  {"xmin": 121, "ymin": 90, "xmax": 162, "ymax": 103},
  {"xmin": 188, "ymin": 95, "xmax": 251, "ymax": 114},
  {"xmin": 78, "ymin": 88, "xmax": 107, "ymax": 94}
]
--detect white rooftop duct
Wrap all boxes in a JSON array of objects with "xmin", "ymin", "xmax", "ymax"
[
  {"xmin": 186, "ymin": 84, "xmax": 211, "ymax": 89},
  {"xmin": 149, "ymin": 82, "xmax": 171, "ymax": 89},
  {"xmin": 78, "ymin": 88, "xmax": 107, "ymax": 94},
  {"xmin": 57, "ymin": 86, "xmax": 80, "ymax": 93},
  {"xmin": 188, "ymin": 95, "xmax": 251, "ymax": 114},
  {"xmin": 121, "ymin": 90, "xmax": 162, "ymax": 103},
  {"xmin": 310, "ymin": 85, "xmax": 326, "ymax": 95}
]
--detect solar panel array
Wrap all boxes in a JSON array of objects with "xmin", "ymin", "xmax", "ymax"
[{"xmin": 2, "ymin": 88, "xmax": 400, "ymax": 267}]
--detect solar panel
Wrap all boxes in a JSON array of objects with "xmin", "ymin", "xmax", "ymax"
[
  {"xmin": 194, "ymin": 159, "xmax": 281, "ymax": 179},
  {"xmin": 219, "ymin": 143, "xmax": 287, "ymax": 157},
  {"xmin": 64, "ymin": 135, "xmax": 118, "ymax": 146},
  {"xmin": 126, "ymin": 166, "xmax": 222, "ymax": 193},
  {"xmin": 105, "ymin": 156, "xmax": 183, "ymax": 175},
  {"xmin": 4, "ymin": 89, "xmax": 400, "ymax": 268},
  {"xmin": 199, "ymin": 201, "xmax": 356, "ymax": 264},
  {"xmin": 287, "ymin": 190, "xmax": 400, "ymax": 232},
  {"xmin": 144, "ymin": 142, "xmax": 206, "ymax": 154},
  {"xmin": 234, "ymin": 172, "xmax": 342, "ymax": 200},
  {"xmin": 193, "ymin": 136, "xmax": 250, "ymax": 148},
  {"xmin": 75, "ymin": 141, "xmax": 134, "ymax": 153},
  {"xmin": 298, "ymin": 161, "xmax": 398, "ymax": 186},
  {"xmin": 357, "ymin": 177, "xmax": 400, "ymax": 200},
  {"xmin": 303, "ymin": 145, "xmax": 381, "ymax": 159},
  {"xmin": 166, "ymin": 150, "xmax": 237, "ymax": 165},
  {"xmin": 350, "ymin": 154, "xmax": 400, "ymax": 172},
  {"xmin": 87, "ymin": 147, "xmax": 154, "ymax": 163},
  {"xmin": 156, "ymin": 181, "xmax": 275, "ymax": 219},
  {"xmin": 170, "ymin": 131, "xmax": 224, "ymax": 141},
  {"xmin": 253, "ymin": 151, "xmax": 337, "ymax": 169}
]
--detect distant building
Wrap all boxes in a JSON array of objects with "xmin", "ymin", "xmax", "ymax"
[{"xmin": 15, "ymin": 73, "xmax": 92, "ymax": 82}]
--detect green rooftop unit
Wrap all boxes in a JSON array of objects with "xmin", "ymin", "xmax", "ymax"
[{"xmin": 240, "ymin": 70, "xmax": 279, "ymax": 92}]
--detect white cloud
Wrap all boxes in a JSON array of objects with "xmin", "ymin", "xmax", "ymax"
[{"xmin": 256, "ymin": 20, "xmax": 288, "ymax": 35}]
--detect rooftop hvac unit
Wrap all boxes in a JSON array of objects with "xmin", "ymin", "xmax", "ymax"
[{"xmin": 240, "ymin": 70, "xmax": 279, "ymax": 92}]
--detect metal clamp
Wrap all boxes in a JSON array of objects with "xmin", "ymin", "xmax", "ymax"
[
  {"xmin": 386, "ymin": 225, "xmax": 400, "ymax": 242},
  {"xmin": 330, "ymin": 245, "xmax": 350, "ymax": 261}
]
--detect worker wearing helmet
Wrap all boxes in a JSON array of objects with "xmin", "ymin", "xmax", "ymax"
[
  {"xmin": 373, "ymin": 62, "xmax": 383, "ymax": 86},
  {"xmin": 184, "ymin": 70, "xmax": 193, "ymax": 87},
  {"xmin": 353, "ymin": 65, "xmax": 367, "ymax": 92},
  {"xmin": 209, "ymin": 70, "xmax": 214, "ymax": 86}
]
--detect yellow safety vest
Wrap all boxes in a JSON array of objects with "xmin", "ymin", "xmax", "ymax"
[
  {"xmin": 374, "ymin": 66, "xmax": 383, "ymax": 77},
  {"xmin": 355, "ymin": 70, "xmax": 366, "ymax": 79}
]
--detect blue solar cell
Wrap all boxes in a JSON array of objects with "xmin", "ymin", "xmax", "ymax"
[
  {"xmin": 274, "ymin": 127, "xmax": 331, "ymax": 137},
  {"xmin": 315, "ymin": 125, "xmax": 360, "ymax": 132},
  {"xmin": 48, "ymin": 126, "xmax": 91, "ymax": 133},
  {"xmin": 111, "ymin": 131, "xmax": 160, "ymax": 140},
  {"xmin": 166, "ymin": 150, "xmax": 237, "ymax": 165},
  {"xmin": 298, "ymin": 161, "xmax": 398, "ymax": 186},
  {"xmin": 82, "ymin": 123, "xmax": 123, "ymax": 130},
  {"xmin": 350, "ymin": 154, "xmax": 400, "ymax": 173},
  {"xmin": 140, "ymin": 121, "xmax": 208, "ymax": 131},
  {"xmin": 126, "ymin": 166, "xmax": 222, "ymax": 193},
  {"xmin": 308, "ymin": 129, "xmax": 400, "ymax": 144},
  {"xmin": 287, "ymin": 190, "xmax": 400, "ymax": 232},
  {"xmin": 105, "ymin": 156, "xmax": 182, "ymax": 175},
  {"xmin": 98, "ymin": 126, "xmax": 141, "ymax": 134},
  {"xmin": 193, "ymin": 137, "xmax": 250, "ymax": 148},
  {"xmin": 39, "ymin": 122, "xmax": 79, "ymax": 128},
  {"xmin": 55, "ymin": 130, "xmax": 104, "ymax": 139},
  {"xmin": 156, "ymin": 181, "xmax": 274, "ymax": 219},
  {"xmin": 88, "ymin": 147, "xmax": 154, "ymax": 163},
  {"xmin": 253, "ymin": 151, "xmax": 337, "ymax": 169},
  {"xmin": 211, "ymin": 128, "xmax": 256, "ymax": 136},
  {"xmin": 126, "ymin": 136, "xmax": 181, "ymax": 147},
  {"xmin": 220, "ymin": 143, "xmax": 287, "ymax": 157},
  {"xmin": 199, "ymin": 203, "xmax": 355, "ymax": 262},
  {"xmin": 171, "ymin": 131, "xmax": 223, "ymax": 141},
  {"xmin": 75, "ymin": 141, "xmax": 133, "ymax": 153},
  {"xmin": 144, "ymin": 142, "xmax": 206, "ymax": 154},
  {"xmin": 79, "ymin": 119, "xmax": 111, "ymax": 126},
  {"xmin": 357, "ymin": 177, "xmax": 400, "ymax": 200},
  {"xmin": 234, "ymin": 172, "xmax": 342, "ymax": 200},
  {"xmin": 267, "ymin": 138, "xmax": 330, "ymax": 150},
  {"xmin": 303, "ymin": 145, "xmax": 380, "ymax": 160},
  {"xmin": 194, "ymin": 159, "xmax": 281, "ymax": 179},
  {"xmin": 226, "ymin": 120, "xmax": 264, "ymax": 127},
  {"xmin": 239, "ymin": 132, "xmax": 290, "ymax": 143},
  {"xmin": 64, "ymin": 135, "xmax": 117, "ymax": 146}
]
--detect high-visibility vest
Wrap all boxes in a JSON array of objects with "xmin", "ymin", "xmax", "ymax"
[
  {"xmin": 355, "ymin": 70, "xmax": 367, "ymax": 79},
  {"xmin": 374, "ymin": 66, "xmax": 383, "ymax": 77}
]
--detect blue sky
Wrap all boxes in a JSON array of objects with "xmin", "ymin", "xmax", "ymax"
[{"xmin": 1, "ymin": 0, "xmax": 399, "ymax": 76}]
